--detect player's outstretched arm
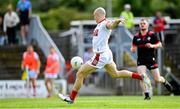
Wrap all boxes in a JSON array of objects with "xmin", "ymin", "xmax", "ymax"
[{"xmin": 106, "ymin": 18, "xmax": 124, "ymax": 29}]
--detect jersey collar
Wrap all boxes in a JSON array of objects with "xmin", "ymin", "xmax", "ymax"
[
  {"xmin": 140, "ymin": 30, "xmax": 149, "ymax": 37},
  {"xmin": 98, "ymin": 18, "xmax": 106, "ymax": 24}
]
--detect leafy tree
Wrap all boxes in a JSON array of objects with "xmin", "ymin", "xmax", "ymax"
[
  {"xmin": 1, "ymin": 0, "xmax": 180, "ymax": 30},
  {"xmin": 40, "ymin": 7, "xmax": 91, "ymax": 30}
]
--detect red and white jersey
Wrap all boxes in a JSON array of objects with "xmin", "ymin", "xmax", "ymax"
[{"xmin": 92, "ymin": 19, "xmax": 111, "ymax": 53}]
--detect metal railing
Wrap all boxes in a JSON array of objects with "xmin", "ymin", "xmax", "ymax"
[
  {"xmin": 28, "ymin": 15, "xmax": 65, "ymax": 78},
  {"xmin": 165, "ymin": 67, "xmax": 180, "ymax": 85},
  {"xmin": 116, "ymin": 26, "xmax": 137, "ymax": 64}
]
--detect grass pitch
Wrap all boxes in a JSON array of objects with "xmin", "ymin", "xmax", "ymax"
[{"xmin": 0, "ymin": 96, "xmax": 180, "ymax": 109}]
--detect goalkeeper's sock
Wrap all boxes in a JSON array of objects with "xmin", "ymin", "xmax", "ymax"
[
  {"xmin": 132, "ymin": 73, "xmax": 142, "ymax": 80},
  {"xmin": 70, "ymin": 90, "xmax": 77, "ymax": 101}
]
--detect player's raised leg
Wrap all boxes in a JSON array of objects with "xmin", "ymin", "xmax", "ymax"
[
  {"xmin": 137, "ymin": 66, "xmax": 152, "ymax": 100},
  {"xmin": 104, "ymin": 61, "xmax": 149, "ymax": 81},
  {"xmin": 151, "ymin": 68, "xmax": 173, "ymax": 92},
  {"xmin": 58, "ymin": 63, "xmax": 97, "ymax": 104}
]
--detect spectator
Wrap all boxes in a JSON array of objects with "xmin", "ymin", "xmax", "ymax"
[
  {"xmin": 120, "ymin": 4, "xmax": 134, "ymax": 33},
  {"xmin": 153, "ymin": 11, "xmax": 166, "ymax": 43},
  {"xmin": 17, "ymin": 0, "xmax": 32, "ymax": 45},
  {"xmin": 3, "ymin": 4, "xmax": 19, "ymax": 45},
  {"xmin": 83, "ymin": 47, "xmax": 94, "ymax": 63},
  {"xmin": 21, "ymin": 45, "xmax": 41, "ymax": 96},
  {"xmin": 44, "ymin": 47, "xmax": 60, "ymax": 98},
  {"xmin": 0, "ymin": 16, "xmax": 6, "ymax": 45}
]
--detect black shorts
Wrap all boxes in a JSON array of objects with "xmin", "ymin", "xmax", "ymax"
[
  {"xmin": 137, "ymin": 57, "xmax": 158, "ymax": 70},
  {"xmin": 19, "ymin": 10, "xmax": 30, "ymax": 26},
  {"xmin": 20, "ymin": 17, "xmax": 29, "ymax": 25}
]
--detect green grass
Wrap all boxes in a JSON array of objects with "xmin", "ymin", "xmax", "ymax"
[{"xmin": 0, "ymin": 96, "xmax": 180, "ymax": 109}]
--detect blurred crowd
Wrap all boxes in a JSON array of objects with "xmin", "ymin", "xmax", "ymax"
[
  {"xmin": 0, "ymin": 0, "xmax": 31, "ymax": 46},
  {"xmin": 0, "ymin": 2, "xmax": 167, "ymax": 46},
  {"xmin": 120, "ymin": 4, "xmax": 167, "ymax": 42}
]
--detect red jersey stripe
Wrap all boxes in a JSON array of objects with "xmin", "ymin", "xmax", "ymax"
[{"xmin": 92, "ymin": 53, "xmax": 100, "ymax": 66}]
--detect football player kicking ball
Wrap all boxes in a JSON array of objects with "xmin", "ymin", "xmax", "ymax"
[
  {"xmin": 58, "ymin": 7, "xmax": 150, "ymax": 104},
  {"xmin": 131, "ymin": 18, "xmax": 173, "ymax": 100}
]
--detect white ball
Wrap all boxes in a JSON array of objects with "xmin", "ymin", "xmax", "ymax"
[{"xmin": 70, "ymin": 56, "xmax": 83, "ymax": 69}]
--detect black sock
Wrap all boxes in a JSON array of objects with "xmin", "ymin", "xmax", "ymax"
[
  {"xmin": 145, "ymin": 92, "xmax": 150, "ymax": 97},
  {"xmin": 163, "ymin": 80, "xmax": 173, "ymax": 92},
  {"xmin": 164, "ymin": 80, "xmax": 167, "ymax": 84}
]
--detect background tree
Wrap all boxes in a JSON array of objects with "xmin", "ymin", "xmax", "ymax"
[{"xmin": 0, "ymin": 0, "xmax": 180, "ymax": 30}]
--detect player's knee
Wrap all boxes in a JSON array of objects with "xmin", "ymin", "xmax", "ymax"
[{"xmin": 154, "ymin": 77, "xmax": 161, "ymax": 82}]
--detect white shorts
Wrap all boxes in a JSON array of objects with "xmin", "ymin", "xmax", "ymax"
[
  {"xmin": 87, "ymin": 49, "xmax": 113, "ymax": 69},
  {"xmin": 45, "ymin": 73, "xmax": 58, "ymax": 79},
  {"xmin": 28, "ymin": 70, "xmax": 38, "ymax": 79}
]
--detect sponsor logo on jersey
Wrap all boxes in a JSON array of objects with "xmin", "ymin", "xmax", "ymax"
[
  {"xmin": 137, "ymin": 38, "xmax": 141, "ymax": 41},
  {"xmin": 147, "ymin": 37, "xmax": 151, "ymax": 41}
]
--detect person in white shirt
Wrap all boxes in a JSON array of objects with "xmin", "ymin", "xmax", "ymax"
[
  {"xmin": 58, "ymin": 7, "xmax": 150, "ymax": 104},
  {"xmin": 4, "ymin": 4, "xmax": 19, "ymax": 45}
]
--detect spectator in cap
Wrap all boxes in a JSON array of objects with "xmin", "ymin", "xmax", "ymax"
[{"xmin": 120, "ymin": 4, "xmax": 134, "ymax": 33}]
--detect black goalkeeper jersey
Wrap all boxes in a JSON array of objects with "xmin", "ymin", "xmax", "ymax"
[{"xmin": 132, "ymin": 31, "xmax": 160, "ymax": 59}]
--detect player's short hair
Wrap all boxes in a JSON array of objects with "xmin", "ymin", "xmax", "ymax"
[
  {"xmin": 139, "ymin": 18, "xmax": 149, "ymax": 25},
  {"xmin": 94, "ymin": 7, "xmax": 106, "ymax": 16},
  {"xmin": 7, "ymin": 4, "xmax": 13, "ymax": 10},
  {"xmin": 27, "ymin": 44, "xmax": 33, "ymax": 49}
]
